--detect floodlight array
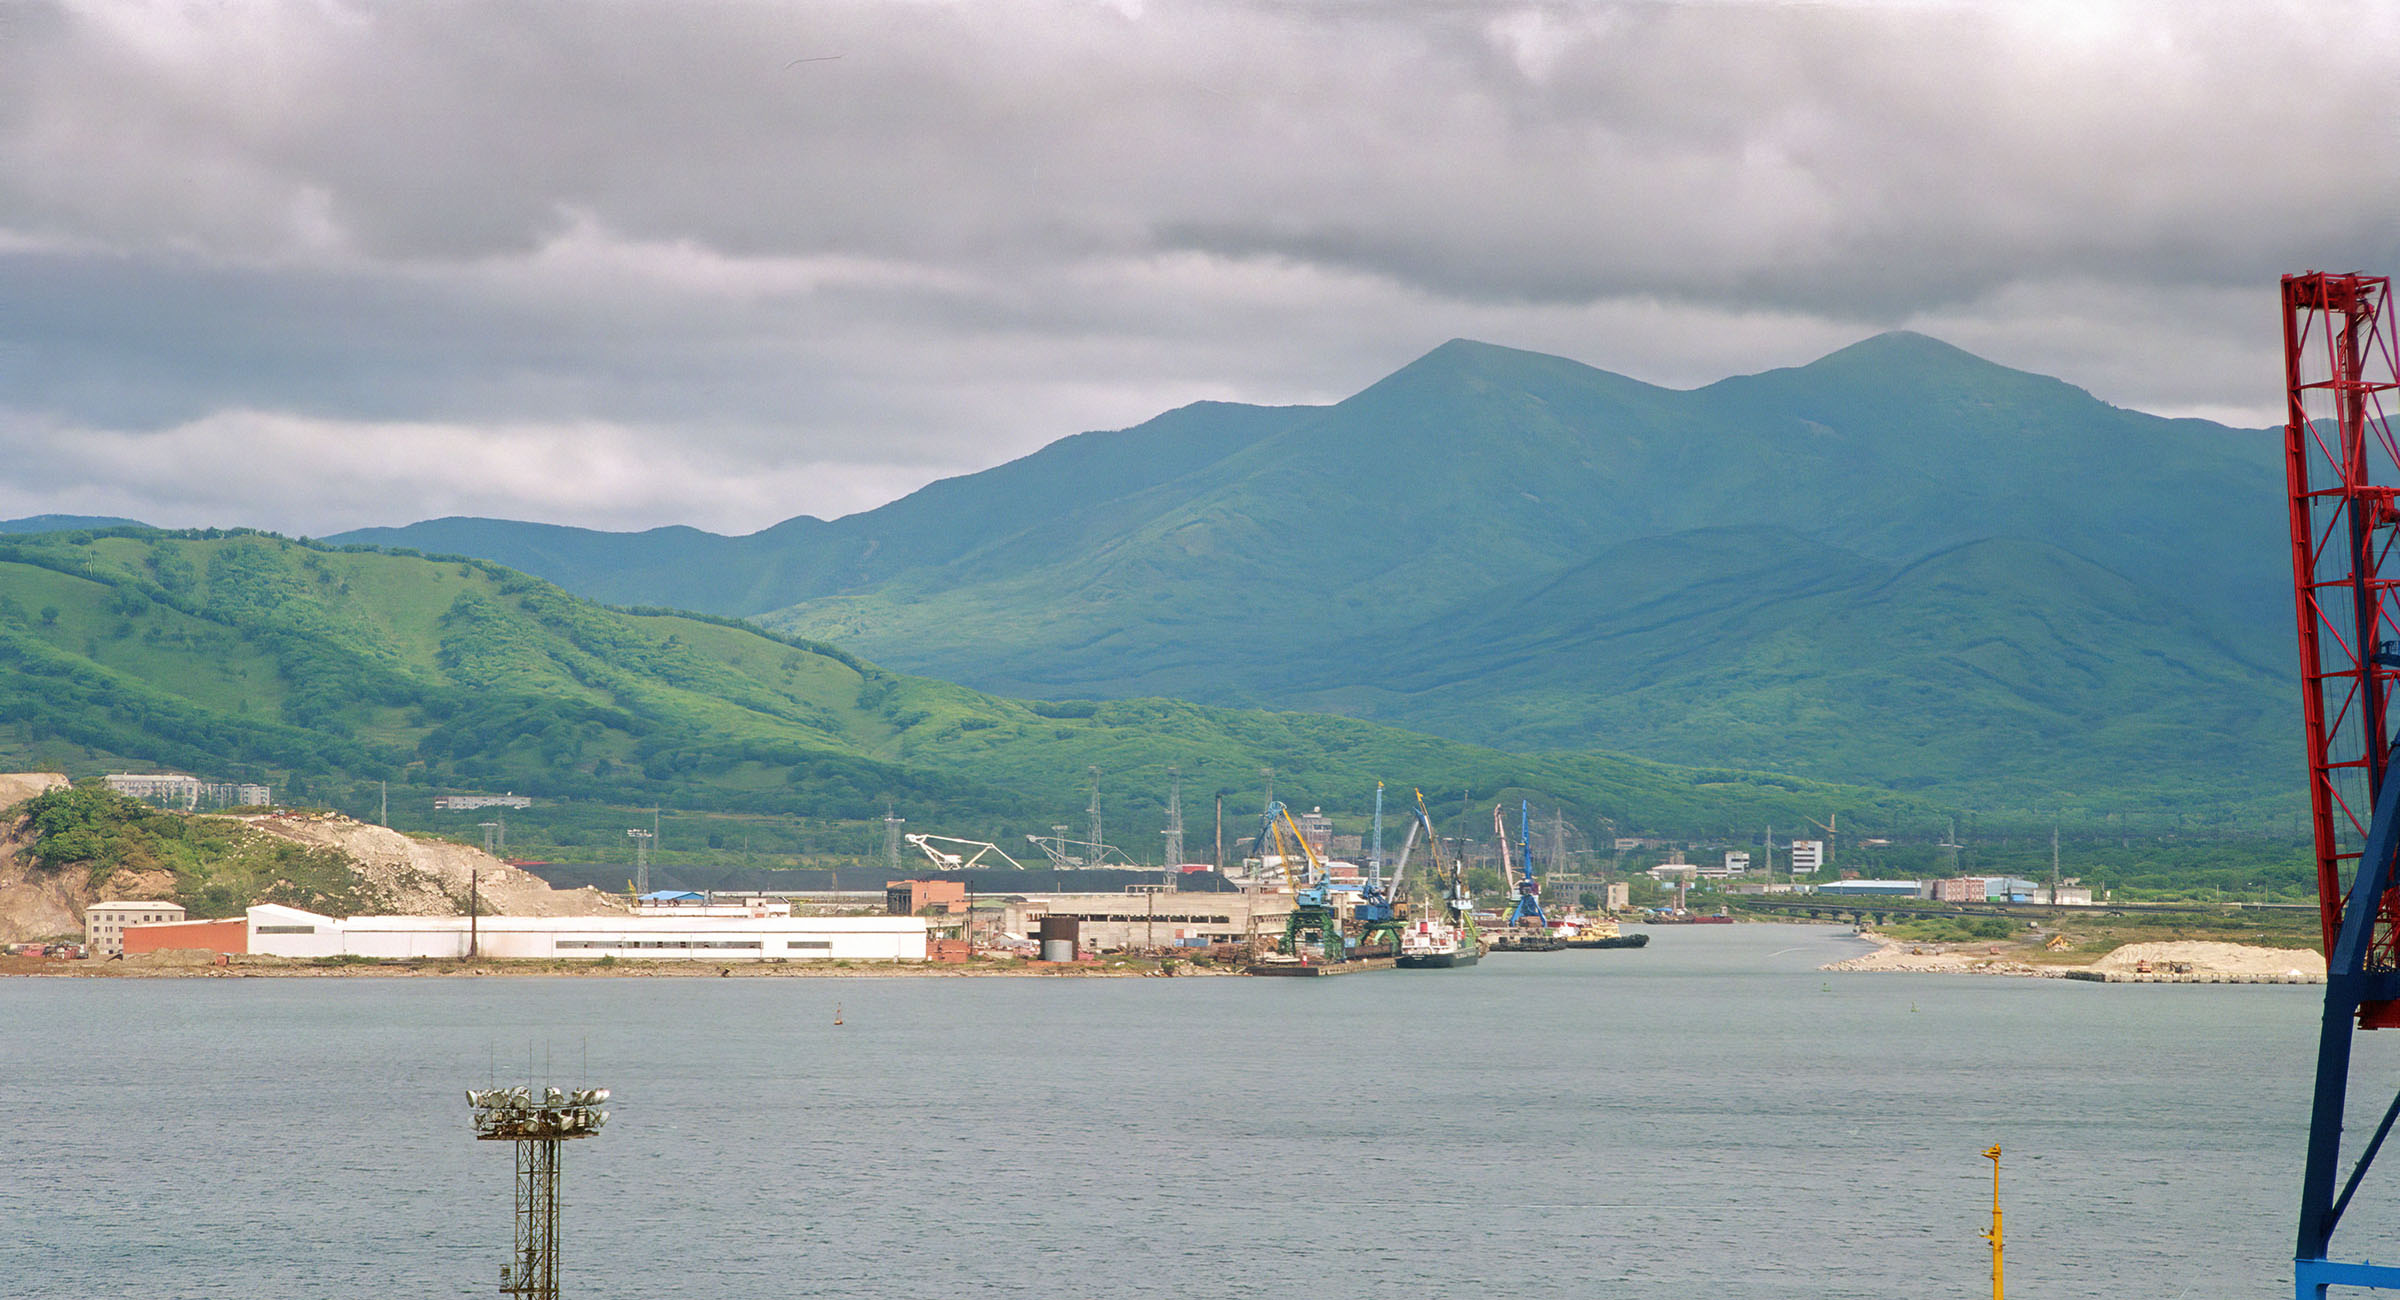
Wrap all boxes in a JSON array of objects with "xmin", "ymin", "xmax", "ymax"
[{"xmin": 466, "ymin": 1085, "xmax": 611, "ymax": 1140}]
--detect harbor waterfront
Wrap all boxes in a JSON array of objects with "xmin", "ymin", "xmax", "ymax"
[{"xmin": 2, "ymin": 923, "xmax": 2377, "ymax": 1298}]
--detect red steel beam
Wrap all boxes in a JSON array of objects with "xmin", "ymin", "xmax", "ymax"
[{"xmin": 2284, "ymin": 271, "xmax": 2400, "ymax": 1022}]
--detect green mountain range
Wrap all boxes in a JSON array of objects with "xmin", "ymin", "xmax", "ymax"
[
  {"xmin": 0, "ymin": 529, "xmax": 1939, "ymax": 849},
  {"xmin": 335, "ymin": 333, "xmax": 2301, "ymax": 822}
]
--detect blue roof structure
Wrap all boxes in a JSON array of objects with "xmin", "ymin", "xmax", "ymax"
[{"xmin": 638, "ymin": 890, "xmax": 705, "ymax": 902}]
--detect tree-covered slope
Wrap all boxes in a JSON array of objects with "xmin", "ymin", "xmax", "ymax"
[
  {"xmin": 324, "ymin": 333, "xmax": 2298, "ymax": 818},
  {"xmin": 330, "ymin": 400, "xmax": 1316, "ymax": 614},
  {"xmin": 1284, "ymin": 528, "xmax": 2294, "ymax": 815},
  {"xmin": 0, "ymin": 529, "xmax": 1939, "ymax": 842}
]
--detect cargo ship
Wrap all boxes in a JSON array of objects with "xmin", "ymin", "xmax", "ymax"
[{"xmin": 1397, "ymin": 916, "xmax": 1480, "ymax": 969}]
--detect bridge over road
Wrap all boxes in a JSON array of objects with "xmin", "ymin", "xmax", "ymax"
[{"xmin": 1728, "ymin": 895, "xmax": 2316, "ymax": 929}]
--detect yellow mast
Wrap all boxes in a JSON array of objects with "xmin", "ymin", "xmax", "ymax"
[{"xmin": 1982, "ymin": 1144, "xmax": 2004, "ymax": 1300}]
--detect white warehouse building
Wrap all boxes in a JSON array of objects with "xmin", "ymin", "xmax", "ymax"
[{"xmin": 243, "ymin": 904, "xmax": 927, "ymax": 962}]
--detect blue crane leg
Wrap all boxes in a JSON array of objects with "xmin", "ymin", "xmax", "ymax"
[{"xmin": 2298, "ymin": 757, "xmax": 2400, "ymax": 1284}]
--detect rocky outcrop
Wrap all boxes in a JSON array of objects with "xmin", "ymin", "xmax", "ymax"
[
  {"xmin": 0, "ymin": 773, "xmax": 68, "ymax": 809},
  {"xmin": 239, "ymin": 812, "xmax": 625, "ymax": 917}
]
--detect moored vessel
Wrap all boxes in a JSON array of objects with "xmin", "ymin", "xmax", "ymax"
[
  {"xmin": 1558, "ymin": 913, "xmax": 1651, "ymax": 950},
  {"xmin": 1397, "ymin": 917, "xmax": 1480, "ymax": 969}
]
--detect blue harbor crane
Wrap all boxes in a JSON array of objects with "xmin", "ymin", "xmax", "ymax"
[
  {"xmin": 1356, "ymin": 783, "xmax": 1398, "ymax": 926},
  {"xmin": 1499, "ymin": 799, "xmax": 1546, "ymax": 927},
  {"xmin": 1254, "ymin": 801, "xmax": 1347, "ymax": 962}
]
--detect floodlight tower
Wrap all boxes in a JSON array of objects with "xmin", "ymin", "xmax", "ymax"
[
  {"xmin": 625, "ymin": 829, "xmax": 653, "ymax": 895},
  {"xmin": 467, "ymin": 1084, "xmax": 610, "ymax": 1300},
  {"xmin": 2282, "ymin": 271, "xmax": 2400, "ymax": 1297},
  {"xmin": 1161, "ymin": 766, "xmax": 1185, "ymax": 868}
]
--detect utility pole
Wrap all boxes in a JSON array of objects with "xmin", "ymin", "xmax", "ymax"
[
  {"xmin": 468, "ymin": 868, "xmax": 480, "ymax": 960},
  {"xmin": 884, "ymin": 801, "xmax": 904, "ymax": 875},
  {"xmin": 1214, "ymin": 792, "xmax": 1225, "ymax": 873},
  {"xmin": 2051, "ymin": 822, "xmax": 2061, "ymax": 905},
  {"xmin": 1087, "ymin": 767, "xmax": 1104, "ymax": 865},
  {"xmin": 379, "ymin": 780, "xmax": 387, "ymax": 827}
]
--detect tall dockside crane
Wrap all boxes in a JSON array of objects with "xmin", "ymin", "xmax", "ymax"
[
  {"xmin": 1499, "ymin": 800, "xmax": 1545, "ymax": 927},
  {"xmin": 1415, "ymin": 788, "xmax": 1479, "ymax": 947},
  {"xmin": 2282, "ymin": 271, "xmax": 2400, "ymax": 1298}
]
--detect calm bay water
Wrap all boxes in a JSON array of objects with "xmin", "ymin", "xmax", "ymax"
[{"xmin": 3, "ymin": 923, "xmax": 2386, "ymax": 1298}]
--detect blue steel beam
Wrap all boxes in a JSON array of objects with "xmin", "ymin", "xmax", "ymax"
[{"xmin": 2298, "ymin": 740, "xmax": 2400, "ymax": 1289}]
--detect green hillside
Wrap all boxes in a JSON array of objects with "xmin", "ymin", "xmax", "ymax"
[
  {"xmin": 0, "ymin": 529, "xmax": 1945, "ymax": 852},
  {"xmin": 1291, "ymin": 529, "xmax": 2294, "ymax": 815},
  {"xmin": 331, "ymin": 401, "xmax": 1316, "ymax": 614},
  {"xmin": 328, "ymin": 332, "xmax": 2301, "ymax": 821}
]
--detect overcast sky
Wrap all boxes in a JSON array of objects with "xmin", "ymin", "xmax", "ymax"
[{"xmin": 0, "ymin": 0, "xmax": 2392, "ymax": 536}]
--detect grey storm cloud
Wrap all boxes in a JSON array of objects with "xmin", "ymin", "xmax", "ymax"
[{"xmin": 0, "ymin": 0, "xmax": 2391, "ymax": 534}]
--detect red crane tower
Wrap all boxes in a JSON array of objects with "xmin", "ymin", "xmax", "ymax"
[{"xmin": 2284, "ymin": 271, "xmax": 2400, "ymax": 1297}]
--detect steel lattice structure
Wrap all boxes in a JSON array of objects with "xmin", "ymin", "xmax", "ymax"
[
  {"xmin": 510, "ymin": 1135, "xmax": 563, "ymax": 1300},
  {"xmin": 469, "ymin": 1086, "xmax": 610, "ymax": 1300},
  {"xmin": 2283, "ymin": 272, "xmax": 2400, "ymax": 1297},
  {"xmin": 2287, "ymin": 272, "xmax": 2400, "ymax": 971}
]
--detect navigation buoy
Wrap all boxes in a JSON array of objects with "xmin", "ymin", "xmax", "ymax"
[{"xmin": 834, "ymin": 1003, "xmax": 844, "ymax": 1026}]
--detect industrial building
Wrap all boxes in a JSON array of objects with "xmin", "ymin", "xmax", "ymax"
[
  {"xmin": 122, "ymin": 917, "xmax": 246, "ymax": 956},
  {"xmin": 886, "ymin": 880, "xmax": 968, "ymax": 916},
  {"xmin": 998, "ymin": 888, "xmax": 1294, "ymax": 951},
  {"xmin": 86, "ymin": 901, "xmax": 185, "ymax": 956},
  {"xmin": 1930, "ymin": 876, "xmax": 2048, "ymax": 903},
  {"xmin": 122, "ymin": 904, "xmax": 929, "ymax": 961},
  {"xmin": 432, "ymin": 793, "xmax": 533, "ymax": 810},
  {"xmin": 631, "ymin": 891, "xmax": 792, "ymax": 917}
]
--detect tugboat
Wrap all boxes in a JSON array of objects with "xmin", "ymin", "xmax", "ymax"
[{"xmin": 1558, "ymin": 913, "xmax": 1650, "ymax": 950}]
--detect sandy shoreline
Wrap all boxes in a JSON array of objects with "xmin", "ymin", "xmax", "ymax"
[{"xmin": 1823, "ymin": 933, "xmax": 2325, "ymax": 981}]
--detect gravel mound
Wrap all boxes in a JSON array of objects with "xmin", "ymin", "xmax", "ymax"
[
  {"xmin": 2092, "ymin": 941, "xmax": 2323, "ymax": 978},
  {"xmin": 0, "ymin": 773, "xmax": 68, "ymax": 811},
  {"xmin": 241, "ymin": 812, "xmax": 625, "ymax": 917}
]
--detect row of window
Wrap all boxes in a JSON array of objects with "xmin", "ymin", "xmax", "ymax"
[
  {"xmin": 555, "ymin": 939, "xmax": 764, "ymax": 950},
  {"xmin": 1055, "ymin": 914, "xmax": 1236, "ymax": 924},
  {"xmin": 554, "ymin": 938, "xmax": 834, "ymax": 952}
]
